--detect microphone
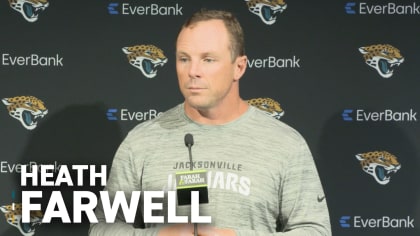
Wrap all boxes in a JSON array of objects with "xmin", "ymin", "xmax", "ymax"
[{"xmin": 176, "ymin": 134, "xmax": 209, "ymax": 206}]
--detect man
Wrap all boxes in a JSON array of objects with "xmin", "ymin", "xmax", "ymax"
[{"xmin": 89, "ymin": 9, "xmax": 331, "ymax": 236}]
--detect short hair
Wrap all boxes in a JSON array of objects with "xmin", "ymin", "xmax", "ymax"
[{"xmin": 180, "ymin": 9, "xmax": 245, "ymax": 61}]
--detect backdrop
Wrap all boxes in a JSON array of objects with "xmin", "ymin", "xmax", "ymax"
[{"xmin": 1, "ymin": 0, "xmax": 419, "ymax": 235}]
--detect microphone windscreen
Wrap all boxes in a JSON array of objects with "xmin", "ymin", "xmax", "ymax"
[{"xmin": 184, "ymin": 133, "xmax": 194, "ymax": 146}]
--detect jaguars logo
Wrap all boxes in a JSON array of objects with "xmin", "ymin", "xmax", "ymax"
[
  {"xmin": 355, "ymin": 151, "xmax": 401, "ymax": 185},
  {"xmin": 359, "ymin": 44, "xmax": 404, "ymax": 78},
  {"xmin": 2, "ymin": 96, "xmax": 48, "ymax": 130},
  {"xmin": 8, "ymin": 0, "xmax": 49, "ymax": 23},
  {"xmin": 245, "ymin": 0, "xmax": 287, "ymax": 25},
  {"xmin": 123, "ymin": 44, "xmax": 168, "ymax": 79},
  {"xmin": 0, "ymin": 203, "xmax": 43, "ymax": 236},
  {"xmin": 246, "ymin": 97, "xmax": 284, "ymax": 120}
]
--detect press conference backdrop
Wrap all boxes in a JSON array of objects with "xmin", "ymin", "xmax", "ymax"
[{"xmin": 1, "ymin": 0, "xmax": 419, "ymax": 235}]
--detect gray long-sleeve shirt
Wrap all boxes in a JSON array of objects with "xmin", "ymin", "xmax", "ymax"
[{"xmin": 89, "ymin": 104, "xmax": 331, "ymax": 236}]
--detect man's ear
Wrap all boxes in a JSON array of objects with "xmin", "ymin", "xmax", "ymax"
[{"xmin": 233, "ymin": 55, "xmax": 247, "ymax": 81}]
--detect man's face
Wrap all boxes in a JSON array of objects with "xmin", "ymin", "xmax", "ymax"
[{"xmin": 176, "ymin": 19, "xmax": 243, "ymax": 111}]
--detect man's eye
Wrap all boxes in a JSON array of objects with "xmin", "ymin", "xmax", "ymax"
[{"xmin": 204, "ymin": 58, "xmax": 215, "ymax": 63}]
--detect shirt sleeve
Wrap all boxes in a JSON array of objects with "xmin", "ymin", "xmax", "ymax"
[
  {"xmin": 88, "ymin": 138, "xmax": 160, "ymax": 236},
  {"xmin": 236, "ymin": 136, "xmax": 331, "ymax": 236}
]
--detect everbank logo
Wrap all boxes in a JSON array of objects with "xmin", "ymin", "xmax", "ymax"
[
  {"xmin": 345, "ymin": 2, "xmax": 420, "ymax": 15},
  {"xmin": 107, "ymin": 2, "xmax": 183, "ymax": 16},
  {"xmin": 1, "ymin": 161, "xmax": 61, "ymax": 174},
  {"xmin": 340, "ymin": 215, "xmax": 415, "ymax": 229},
  {"xmin": 106, "ymin": 108, "xmax": 162, "ymax": 121},
  {"xmin": 247, "ymin": 55, "xmax": 301, "ymax": 69},
  {"xmin": 2, "ymin": 53, "xmax": 64, "ymax": 67},
  {"xmin": 342, "ymin": 109, "xmax": 417, "ymax": 122}
]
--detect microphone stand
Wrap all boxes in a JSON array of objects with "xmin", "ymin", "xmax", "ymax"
[{"xmin": 187, "ymin": 143, "xmax": 198, "ymax": 236}]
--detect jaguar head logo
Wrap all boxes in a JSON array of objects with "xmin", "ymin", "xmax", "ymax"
[
  {"xmin": 2, "ymin": 96, "xmax": 48, "ymax": 130},
  {"xmin": 0, "ymin": 203, "xmax": 43, "ymax": 236},
  {"xmin": 246, "ymin": 97, "xmax": 284, "ymax": 120},
  {"xmin": 245, "ymin": 0, "xmax": 287, "ymax": 25},
  {"xmin": 359, "ymin": 44, "xmax": 404, "ymax": 78},
  {"xmin": 8, "ymin": 0, "xmax": 49, "ymax": 23},
  {"xmin": 355, "ymin": 151, "xmax": 401, "ymax": 185},
  {"xmin": 122, "ymin": 44, "xmax": 168, "ymax": 79}
]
